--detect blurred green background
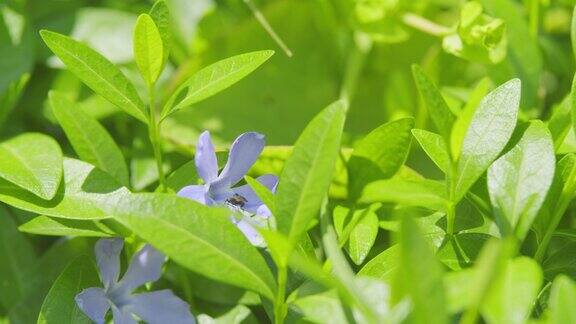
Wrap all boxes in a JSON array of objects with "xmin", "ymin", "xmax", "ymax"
[{"xmin": 2, "ymin": 0, "xmax": 576, "ymax": 187}]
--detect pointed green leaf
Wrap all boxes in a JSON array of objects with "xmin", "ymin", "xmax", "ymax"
[
  {"xmin": 113, "ymin": 193, "xmax": 277, "ymax": 300},
  {"xmin": 348, "ymin": 208, "xmax": 379, "ymax": 265},
  {"xmin": 19, "ymin": 216, "xmax": 113, "ymax": 237},
  {"xmin": 275, "ymin": 100, "xmax": 346, "ymax": 244},
  {"xmin": 40, "ymin": 30, "xmax": 147, "ymax": 123},
  {"xmin": 348, "ymin": 118, "xmax": 414, "ymax": 200},
  {"xmin": 488, "ymin": 121, "xmax": 555, "ymax": 240},
  {"xmin": 149, "ymin": 0, "xmax": 171, "ymax": 66},
  {"xmin": 0, "ymin": 158, "xmax": 130, "ymax": 220},
  {"xmin": 360, "ymin": 178, "xmax": 448, "ymax": 210},
  {"xmin": 37, "ymin": 258, "xmax": 99, "ymax": 324},
  {"xmin": 412, "ymin": 65, "xmax": 455, "ymax": 140},
  {"xmin": 133, "ymin": 14, "xmax": 163, "ymax": 86},
  {"xmin": 161, "ymin": 50, "xmax": 274, "ymax": 119},
  {"xmin": 412, "ymin": 129, "xmax": 451, "ymax": 173},
  {"xmin": 50, "ymin": 92, "xmax": 129, "ymax": 187},
  {"xmin": 454, "ymin": 78, "xmax": 520, "ymax": 202},
  {"xmin": 0, "ymin": 133, "xmax": 63, "ymax": 200},
  {"xmin": 0, "ymin": 209, "xmax": 36, "ymax": 310}
]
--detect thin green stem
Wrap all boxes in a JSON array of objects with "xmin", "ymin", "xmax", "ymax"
[
  {"xmin": 446, "ymin": 163, "xmax": 458, "ymax": 236},
  {"xmin": 274, "ymin": 265, "xmax": 288, "ymax": 324},
  {"xmin": 148, "ymin": 85, "xmax": 167, "ymax": 192},
  {"xmin": 528, "ymin": 0, "xmax": 540, "ymax": 39},
  {"xmin": 244, "ymin": 0, "xmax": 293, "ymax": 57},
  {"xmin": 401, "ymin": 13, "xmax": 453, "ymax": 37},
  {"xmin": 339, "ymin": 32, "xmax": 372, "ymax": 104}
]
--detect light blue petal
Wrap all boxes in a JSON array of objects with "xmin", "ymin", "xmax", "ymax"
[
  {"xmin": 128, "ymin": 290, "xmax": 195, "ymax": 324},
  {"xmin": 232, "ymin": 174, "xmax": 278, "ymax": 212},
  {"xmin": 210, "ymin": 132, "xmax": 265, "ymax": 193},
  {"xmin": 95, "ymin": 238, "xmax": 123, "ymax": 289},
  {"xmin": 75, "ymin": 287, "xmax": 110, "ymax": 324},
  {"xmin": 117, "ymin": 244, "xmax": 165, "ymax": 292},
  {"xmin": 256, "ymin": 204, "xmax": 273, "ymax": 218},
  {"xmin": 177, "ymin": 185, "xmax": 208, "ymax": 205},
  {"xmin": 233, "ymin": 217, "xmax": 266, "ymax": 247},
  {"xmin": 112, "ymin": 305, "xmax": 137, "ymax": 324},
  {"xmin": 195, "ymin": 131, "xmax": 218, "ymax": 183}
]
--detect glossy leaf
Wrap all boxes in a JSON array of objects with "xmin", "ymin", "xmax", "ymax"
[
  {"xmin": 40, "ymin": 30, "xmax": 148, "ymax": 123},
  {"xmin": 412, "ymin": 65, "xmax": 455, "ymax": 140},
  {"xmin": 412, "ymin": 129, "xmax": 451, "ymax": 173},
  {"xmin": 359, "ymin": 178, "xmax": 448, "ymax": 210},
  {"xmin": 0, "ymin": 158, "xmax": 130, "ymax": 220},
  {"xmin": 50, "ymin": 92, "xmax": 129, "ymax": 186},
  {"xmin": 37, "ymin": 258, "xmax": 99, "ymax": 324},
  {"xmin": 113, "ymin": 193, "xmax": 277, "ymax": 300},
  {"xmin": 0, "ymin": 133, "xmax": 62, "ymax": 200},
  {"xmin": 19, "ymin": 216, "xmax": 113, "ymax": 237},
  {"xmin": 488, "ymin": 121, "xmax": 555, "ymax": 240},
  {"xmin": 348, "ymin": 118, "xmax": 414, "ymax": 200},
  {"xmin": 454, "ymin": 78, "xmax": 520, "ymax": 202},
  {"xmin": 161, "ymin": 50, "xmax": 274, "ymax": 119},
  {"xmin": 275, "ymin": 100, "xmax": 346, "ymax": 244},
  {"xmin": 133, "ymin": 14, "xmax": 163, "ymax": 85},
  {"xmin": 149, "ymin": 0, "xmax": 171, "ymax": 66}
]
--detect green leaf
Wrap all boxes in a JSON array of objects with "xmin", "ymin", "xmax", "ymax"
[
  {"xmin": 412, "ymin": 129, "xmax": 451, "ymax": 173},
  {"xmin": 19, "ymin": 216, "xmax": 113, "ymax": 237},
  {"xmin": 0, "ymin": 133, "xmax": 63, "ymax": 200},
  {"xmin": 347, "ymin": 118, "xmax": 414, "ymax": 200},
  {"xmin": 358, "ymin": 245, "xmax": 400, "ymax": 283},
  {"xmin": 347, "ymin": 210, "xmax": 379, "ymax": 265},
  {"xmin": 548, "ymin": 275, "xmax": 576, "ymax": 324},
  {"xmin": 113, "ymin": 193, "xmax": 277, "ymax": 300},
  {"xmin": 149, "ymin": 0, "xmax": 172, "ymax": 66},
  {"xmin": 0, "ymin": 158, "xmax": 130, "ymax": 220},
  {"xmin": 133, "ymin": 14, "xmax": 163, "ymax": 86},
  {"xmin": 161, "ymin": 50, "xmax": 275, "ymax": 119},
  {"xmin": 245, "ymin": 175, "xmax": 275, "ymax": 212},
  {"xmin": 482, "ymin": 257, "xmax": 543, "ymax": 324},
  {"xmin": 0, "ymin": 208, "xmax": 36, "ymax": 310},
  {"xmin": 359, "ymin": 178, "xmax": 448, "ymax": 210},
  {"xmin": 395, "ymin": 216, "xmax": 448, "ymax": 324},
  {"xmin": 166, "ymin": 160, "xmax": 198, "ymax": 192},
  {"xmin": 487, "ymin": 121, "xmax": 555, "ymax": 240},
  {"xmin": 412, "ymin": 65, "xmax": 455, "ymax": 140},
  {"xmin": 40, "ymin": 30, "xmax": 147, "ymax": 123},
  {"xmin": 50, "ymin": 92, "xmax": 129, "ymax": 187},
  {"xmin": 275, "ymin": 100, "xmax": 346, "ymax": 244},
  {"xmin": 37, "ymin": 258, "xmax": 99, "ymax": 324},
  {"xmin": 454, "ymin": 78, "xmax": 520, "ymax": 202}
]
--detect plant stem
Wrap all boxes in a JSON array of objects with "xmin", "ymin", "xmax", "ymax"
[
  {"xmin": 244, "ymin": 0, "xmax": 293, "ymax": 57},
  {"xmin": 148, "ymin": 85, "xmax": 167, "ymax": 192},
  {"xmin": 274, "ymin": 265, "xmax": 288, "ymax": 324},
  {"xmin": 446, "ymin": 163, "xmax": 458, "ymax": 236},
  {"xmin": 339, "ymin": 32, "xmax": 372, "ymax": 104},
  {"xmin": 401, "ymin": 13, "xmax": 452, "ymax": 37}
]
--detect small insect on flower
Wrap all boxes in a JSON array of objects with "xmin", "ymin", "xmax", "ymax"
[{"xmin": 226, "ymin": 193, "xmax": 248, "ymax": 207}]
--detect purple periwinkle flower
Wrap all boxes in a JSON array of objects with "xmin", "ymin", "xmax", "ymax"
[
  {"xmin": 75, "ymin": 238, "xmax": 195, "ymax": 324},
  {"xmin": 177, "ymin": 131, "xmax": 278, "ymax": 246}
]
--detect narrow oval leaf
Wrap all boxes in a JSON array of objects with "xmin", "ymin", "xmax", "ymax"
[
  {"xmin": 0, "ymin": 133, "xmax": 63, "ymax": 200},
  {"xmin": 40, "ymin": 30, "xmax": 147, "ymax": 123},
  {"xmin": 412, "ymin": 65, "xmax": 455, "ymax": 140},
  {"xmin": 0, "ymin": 158, "xmax": 130, "ymax": 220},
  {"xmin": 454, "ymin": 78, "xmax": 521, "ymax": 202},
  {"xmin": 548, "ymin": 275, "xmax": 576, "ymax": 323},
  {"xmin": 37, "ymin": 257, "xmax": 100, "ymax": 324},
  {"xmin": 360, "ymin": 178, "xmax": 448, "ymax": 210},
  {"xmin": 348, "ymin": 118, "xmax": 414, "ymax": 200},
  {"xmin": 487, "ymin": 121, "xmax": 555, "ymax": 240},
  {"xmin": 149, "ymin": 0, "xmax": 171, "ymax": 66},
  {"xmin": 275, "ymin": 100, "xmax": 346, "ymax": 244},
  {"xmin": 161, "ymin": 50, "xmax": 274, "ymax": 119},
  {"xmin": 19, "ymin": 216, "xmax": 113, "ymax": 237},
  {"xmin": 133, "ymin": 14, "xmax": 163, "ymax": 85},
  {"xmin": 50, "ymin": 92, "xmax": 129, "ymax": 186},
  {"xmin": 348, "ymin": 209, "xmax": 379, "ymax": 265},
  {"xmin": 113, "ymin": 193, "xmax": 277, "ymax": 300},
  {"xmin": 412, "ymin": 129, "xmax": 451, "ymax": 173}
]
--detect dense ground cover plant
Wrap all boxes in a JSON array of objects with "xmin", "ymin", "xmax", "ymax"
[{"xmin": 3, "ymin": 0, "xmax": 576, "ymax": 323}]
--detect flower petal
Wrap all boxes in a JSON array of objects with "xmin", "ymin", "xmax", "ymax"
[
  {"xmin": 177, "ymin": 185, "xmax": 208, "ymax": 205},
  {"xmin": 112, "ymin": 305, "xmax": 137, "ymax": 324},
  {"xmin": 128, "ymin": 290, "xmax": 195, "ymax": 324},
  {"xmin": 195, "ymin": 131, "xmax": 218, "ymax": 183},
  {"xmin": 117, "ymin": 244, "xmax": 165, "ymax": 292},
  {"xmin": 232, "ymin": 174, "xmax": 278, "ymax": 212},
  {"xmin": 75, "ymin": 287, "xmax": 110, "ymax": 324},
  {"xmin": 232, "ymin": 217, "xmax": 266, "ymax": 247},
  {"xmin": 210, "ymin": 132, "xmax": 265, "ymax": 192},
  {"xmin": 95, "ymin": 238, "xmax": 123, "ymax": 289}
]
